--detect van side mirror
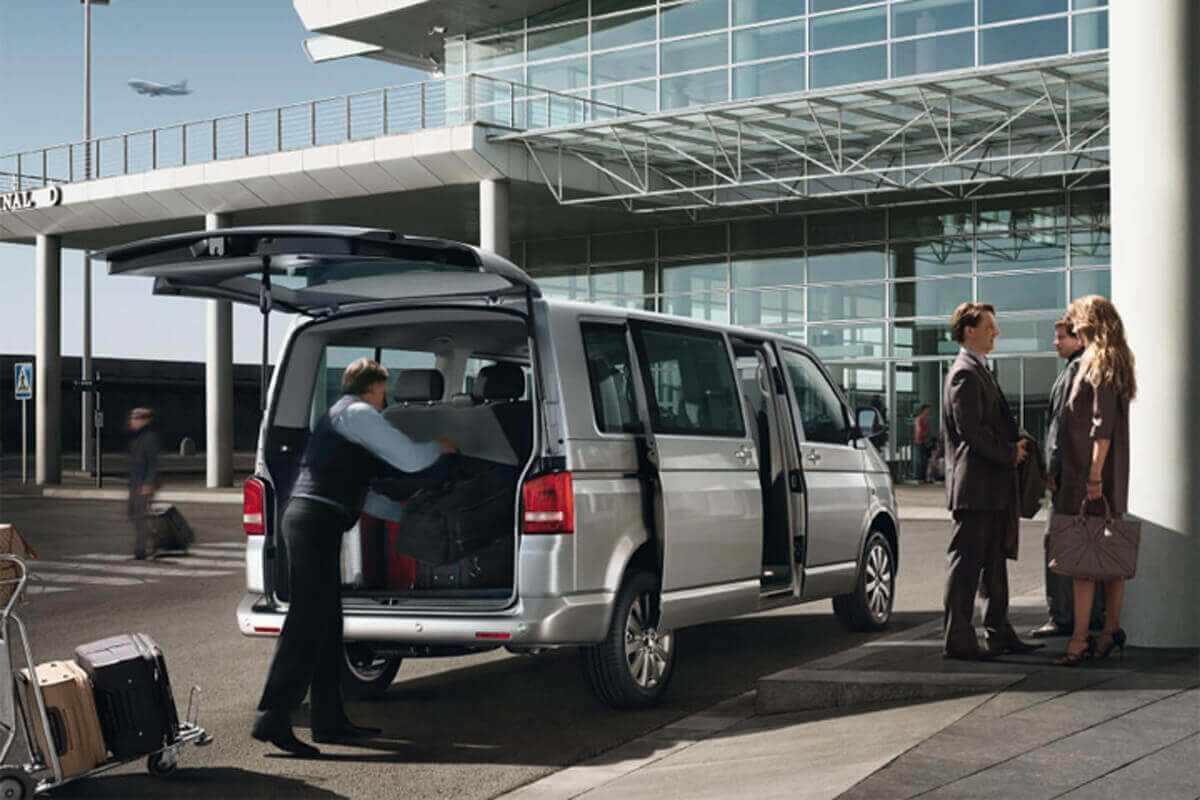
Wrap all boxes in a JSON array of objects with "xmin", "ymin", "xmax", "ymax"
[{"xmin": 855, "ymin": 406, "xmax": 889, "ymax": 449}]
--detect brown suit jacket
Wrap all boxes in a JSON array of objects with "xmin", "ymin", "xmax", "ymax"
[{"xmin": 942, "ymin": 351, "xmax": 1019, "ymax": 512}]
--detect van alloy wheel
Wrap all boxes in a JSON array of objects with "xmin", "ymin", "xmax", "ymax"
[
  {"xmin": 625, "ymin": 592, "xmax": 673, "ymax": 690},
  {"xmin": 833, "ymin": 530, "xmax": 895, "ymax": 632},
  {"xmin": 863, "ymin": 539, "xmax": 893, "ymax": 624},
  {"xmin": 340, "ymin": 644, "xmax": 403, "ymax": 700}
]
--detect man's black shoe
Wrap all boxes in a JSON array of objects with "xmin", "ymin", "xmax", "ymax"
[
  {"xmin": 312, "ymin": 722, "xmax": 382, "ymax": 744},
  {"xmin": 943, "ymin": 648, "xmax": 997, "ymax": 662},
  {"xmin": 252, "ymin": 712, "xmax": 321, "ymax": 757}
]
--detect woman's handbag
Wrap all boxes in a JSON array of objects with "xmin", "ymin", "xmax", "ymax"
[{"xmin": 1048, "ymin": 497, "xmax": 1141, "ymax": 580}]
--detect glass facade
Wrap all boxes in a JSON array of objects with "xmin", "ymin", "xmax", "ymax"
[
  {"xmin": 515, "ymin": 186, "xmax": 1110, "ymax": 479},
  {"xmin": 445, "ymin": 0, "xmax": 1108, "ymax": 114}
]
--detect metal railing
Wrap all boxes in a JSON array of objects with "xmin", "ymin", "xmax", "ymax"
[{"xmin": 0, "ymin": 74, "xmax": 637, "ymax": 191}]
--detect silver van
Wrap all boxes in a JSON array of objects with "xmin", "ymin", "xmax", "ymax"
[{"xmin": 104, "ymin": 226, "xmax": 899, "ymax": 709}]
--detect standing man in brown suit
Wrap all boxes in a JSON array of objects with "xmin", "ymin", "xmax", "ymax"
[{"xmin": 941, "ymin": 302, "xmax": 1043, "ymax": 660}]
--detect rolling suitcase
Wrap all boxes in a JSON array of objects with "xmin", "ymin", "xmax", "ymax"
[
  {"xmin": 145, "ymin": 504, "xmax": 195, "ymax": 552},
  {"xmin": 16, "ymin": 660, "xmax": 107, "ymax": 777},
  {"xmin": 74, "ymin": 633, "xmax": 179, "ymax": 760}
]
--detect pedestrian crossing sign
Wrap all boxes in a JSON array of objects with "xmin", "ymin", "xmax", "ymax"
[{"xmin": 14, "ymin": 362, "xmax": 32, "ymax": 400}]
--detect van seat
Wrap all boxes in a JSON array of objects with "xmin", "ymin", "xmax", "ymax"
[
  {"xmin": 392, "ymin": 369, "xmax": 444, "ymax": 405},
  {"xmin": 473, "ymin": 364, "xmax": 532, "ymax": 462}
]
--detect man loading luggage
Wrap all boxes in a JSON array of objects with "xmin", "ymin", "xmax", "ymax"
[{"xmin": 253, "ymin": 358, "xmax": 456, "ymax": 756}]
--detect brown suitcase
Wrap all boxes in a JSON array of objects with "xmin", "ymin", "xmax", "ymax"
[{"xmin": 17, "ymin": 661, "xmax": 107, "ymax": 778}]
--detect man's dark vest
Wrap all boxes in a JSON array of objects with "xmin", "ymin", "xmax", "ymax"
[{"xmin": 291, "ymin": 394, "xmax": 390, "ymax": 526}]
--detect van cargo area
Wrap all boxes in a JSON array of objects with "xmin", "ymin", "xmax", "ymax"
[{"xmin": 262, "ymin": 306, "xmax": 536, "ymax": 609}]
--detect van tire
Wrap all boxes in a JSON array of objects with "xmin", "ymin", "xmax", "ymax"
[
  {"xmin": 833, "ymin": 530, "xmax": 895, "ymax": 632},
  {"xmin": 580, "ymin": 570, "xmax": 676, "ymax": 709},
  {"xmin": 340, "ymin": 644, "xmax": 402, "ymax": 700}
]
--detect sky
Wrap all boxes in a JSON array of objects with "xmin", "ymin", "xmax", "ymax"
[{"xmin": 0, "ymin": 0, "xmax": 422, "ymax": 364}]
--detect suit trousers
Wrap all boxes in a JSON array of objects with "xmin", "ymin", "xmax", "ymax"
[
  {"xmin": 944, "ymin": 509, "xmax": 1015, "ymax": 653},
  {"xmin": 256, "ymin": 498, "xmax": 348, "ymax": 731},
  {"xmin": 128, "ymin": 491, "xmax": 153, "ymax": 558}
]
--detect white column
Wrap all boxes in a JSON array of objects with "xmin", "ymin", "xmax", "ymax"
[
  {"xmin": 35, "ymin": 234, "xmax": 61, "ymax": 485},
  {"xmin": 81, "ymin": 252, "xmax": 94, "ymax": 470},
  {"xmin": 1109, "ymin": 0, "xmax": 1200, "ymax": 646},
  {"xmin": 205, "ymin": 212, "xmax": 234, "ymax": 487},
  {"xmin": 479, "ymin": 179, "xmax": 510, "ymax": 258}
]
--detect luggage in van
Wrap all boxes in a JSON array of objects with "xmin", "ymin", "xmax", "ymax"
[
  {"xmin": 395, "ymin": 455, "xmax": 519, "ymax": 564},
  {"xmin": 358, "ymin": 514, "xmax": 417, "ymax": 590},
  {"xmin": 415, "ymin": 535, "xmax": 512, "ymax": 590},
  {"xmin": 74, "ymin": 633, "xmax": 179, "ymax": 760},
  {"xmin": 16, "ymin": 660, "xmax": 107, "ymax": 777},
  {"xmin": 145, "ymin": 504, "xmax": 195, "ymax": 553}
]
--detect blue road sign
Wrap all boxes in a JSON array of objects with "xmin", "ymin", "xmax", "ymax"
[{"xmin": 14, "ymin": 363, "xmax": 32, "ymax": 400}]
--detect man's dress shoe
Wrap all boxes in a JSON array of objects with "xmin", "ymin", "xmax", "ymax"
[
  {"xmin": 251, "ymin": 712, "xmax": 321, "ymax": 757},
  {"xmin": 1030, "ymin": 620, "xmax": 1068, "ymax": 638}
]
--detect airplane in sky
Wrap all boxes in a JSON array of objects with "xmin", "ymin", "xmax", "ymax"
[{"xmin": 128, "ymin": 79, "xmax": 191, "ymax": 97}]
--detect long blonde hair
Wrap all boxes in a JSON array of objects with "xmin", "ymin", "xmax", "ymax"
[{"xmin": 1067, "ymin": 295, "xmax": 1137, "ymax": 401}]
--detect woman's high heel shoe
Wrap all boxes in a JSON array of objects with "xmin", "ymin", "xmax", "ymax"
[
  {"xmin": 1095, "ymin": 629, "xmax": 1126, "ymax": 661},
  {"xmin": 1052, "ymin": 635, "xmax": 1096, "ymax": 666}
]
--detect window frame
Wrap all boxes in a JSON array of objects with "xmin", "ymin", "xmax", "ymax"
[
  {"xmin": 580, "ymin": 320, "xmax": 644, "ymax": 436},
  {"xmin": 778, "ymin": 345, "xmax": 855, "ymax": 446}
]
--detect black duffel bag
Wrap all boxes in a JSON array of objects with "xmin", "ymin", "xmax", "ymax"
[
  {"xmin": 415, "ymin": 534, "xmax": 514, "ymax": 590},
  {"xmin": 393, "ymin": 455, "xmax": 519, "ymax": 564}
]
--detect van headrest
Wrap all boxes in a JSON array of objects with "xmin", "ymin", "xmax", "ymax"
[
  {"xmin": 392, "ymin": 369, "xmax": 444, "ymax": 403},
  {"xmin": 473, "ymin": 364, "xmax": 525, "ymax": 402},
  {"xmin": 449, "ymin": 393, "xmax": 475, "ymax": 408}
]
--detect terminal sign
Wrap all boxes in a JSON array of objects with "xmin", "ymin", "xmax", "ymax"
[
  {"xmin": 0, "ymin": 186, "xmax": 62, "ymax": 214},
  {"xmin": 14, "ymin": 363, "xmax": 32, "ymax": 400}
]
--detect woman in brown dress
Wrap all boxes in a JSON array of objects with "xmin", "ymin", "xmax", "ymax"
[{"xmin": 1052, "ymin": 295, "xmax": 1137, "ymax": 666}]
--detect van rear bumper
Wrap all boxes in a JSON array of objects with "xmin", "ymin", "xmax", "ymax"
[{"xmin": 236, "ymin": 590, "xmax": 615, "ymax": 646}]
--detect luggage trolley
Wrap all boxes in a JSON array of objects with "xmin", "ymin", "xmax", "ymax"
[{"xmin": 0, "ymin": 555, "xmax": 213, "ymax": 797}]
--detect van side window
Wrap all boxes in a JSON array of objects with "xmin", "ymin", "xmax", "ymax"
[
  {"xmin": 580, "ymin": 323, "xmax": 641, "ymax": 434},
  {"xmin": 781, "ymin": 350, "xmax": 850, "ymax": 445},
  {"xmin": 637, "ymin": 327, "xmax": 745, "ymax": 437}
]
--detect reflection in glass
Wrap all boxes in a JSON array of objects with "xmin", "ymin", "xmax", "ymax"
[
  {"xmin": 661, "ymin": 223, "xmax": 726, "ymax": 256},
  {"xmin": 808, "ymin": 247, "xmax": 885, "ymax": 282},
  {"xmin": 592, "ymin": 265, "xmax": 653, "ymax": 297},
  {"xmin": 661, "ymin": 32, "xmax": 729, "ymax": 74},
  {"xmin": 593, "ymin": 44, "xmax": 656, "ymax": 84},
  {"xmin": 661, "ymin": 0, "xmax": 729, "ymax": 38},
  {"xmin": 811, "ymin": 44, "xmax": 885, "ymax": 87},
  {"xmin": 1022, "ymin": 356, "xmax": 1059, "ymax": 444},
  {"xmin": 810, "ymin": 7, "xmax": 886, "ymax": 50},
  {"xmin": 1071, "ymin": 269, "xmax": 1110, "ymax": 300},
  {"xmin": 980, "ymin": 0, "xmax": 1066, "ymax": 24},
  {"xmin": 731, "ymin": 218, "xmax": 805, "ymax": 251},
  {"xmin": 891, "ymin": 0, "xmax": 973, "ymax": 37},
  {"xmin": 593, "ymin": 0, "xmax": 655, "ymax": 14},
  {"xmin": 981, "ymin": 18, "xmax": 1068, "ymax": 64},
  {"xmin": 468, "ymin": 33, "xmax": 524, "ymax": 71},
  {"xmin": 529, "ymin": 0, "xmax": 587, "ymax": 25},
  {"xmin": 732, "ymin": 288, "xmax": 805, "ymax": 326},
  {"xmin": 592, "ymin": 10, "xmax": 657, "ymax": 50},
  {"xmin": 978, "ymin": 195, "xmax": 1066, "ymax": 232},
  {"xmin": 662, "ymin": 69, "xmax": 729, "ymax": 108},
  {"xmin": 526, "ymin": 237, "xmax": 588, "ymax": 269},
  {"xmin": 807, "ymin": 283, "xmax": 886, "ymax": 321},
  {"xmin": 662, "ymin": 260, "xmax": 728, "ymax": 293},
  {"xmin": 734, "ymin": 57, "xmax": 807, "ymax": 98},
  {"xmin": 528, "ymin": 58, "xmax": 589, "ymax": 92},
  {"xmin": 445, "ymin": 40, "xmax": 465, "ymax": 76},
  {"xmin": 1073, "ymin": 10, "xmax": 1108, "ymax": 51},
  {"xmin": 893, "ymin": 360, "xmax": 945, "ymax": 476},
  {"xmin": 990, "ymin": 313, "xmax": 1060, "ymax": 353},
  {"xmin": 592, "ymin": 230, "xmax": 655, "ymax": 263},
  {"xmin": 807, "ymin": 324, "xmax": 884, "ymax": 359},
  {"xmin": 534, "ymin": 269, "xmax": 589, "ymax": 301},
  {"xmin": 527, "ymin": 22, "xmax": 587, "ymax": 61},
  {"xmin": 892, "ymin": 277, "xmax": 972, "ymax": 318},
  {"xmin": 733, "ymin": 19, "xmax": 806, "ymax": 61},
  {"xmin": 979, "ymin": 272, "xmax": 1065, "ymax": 313},
  {"xmin": 1069, "ymin": 189, "xmax": 1109, "ymax": 228},
  {"xmin": 662, "ymin": 292, "xmax": 729, "ymax": 323},
  {"xmin": 1069, "ymin": 229, "xmax": 1110, "ymax": 267},
  {"xmin": 977, "ymin": 233, "xmax": 1065, "ymax": 272},
  {"xmin": 892, "ymin": 32, "xmax": 974, "ymax": 76},
  {"xmin": 891, "ymin": 238, "xmax": 973, "ymax": 278},
  {"xmin": 733, "ymin": 0, "xmax": 806, "ymax": 26},
  {"xmin": 892, "ymin": 320, "xmax": 957, "ymax": 357},
  {"xmin": 731, "ymin": 253, "xmax": 804, "ymax": 288},
  {"xmin": 593, "ymin": 81, "xmax": 658, "ymax": 113},
  {"xmin": 808, "ymin": 211, "xmax": 885, "ymax": 245}
]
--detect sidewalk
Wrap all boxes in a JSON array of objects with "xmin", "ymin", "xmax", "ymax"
[{"xmin": 501, "ymin": 602, "xmax": 1200, "ymax": 800}]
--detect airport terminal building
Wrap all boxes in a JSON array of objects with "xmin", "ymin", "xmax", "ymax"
[{"xmin": 0, "ymin": 0, "xmax": 1111, "ymax": 484}]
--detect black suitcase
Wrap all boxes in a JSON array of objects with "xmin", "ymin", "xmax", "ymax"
[
  {"xmin": 145, "ymin": 504, "xmax": 195, "ymax": 552},
  {"xmin": 415, "ymin": 535, "xmax": 513, "ymax": 590},
  {"xmin": 74, "ymin": 633, "xmax": 180, "ymax": 760}
]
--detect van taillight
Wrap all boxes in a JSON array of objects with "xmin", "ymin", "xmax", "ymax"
[
  {"xmin": 244, "ymin": 477, "xmax": 265, "ymax": 535},
  {"xmin": 522, "ymin": 471, "xmax": 574, "ymax": 535}
]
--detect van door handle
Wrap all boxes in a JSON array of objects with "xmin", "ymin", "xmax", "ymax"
[
  {"xmin": 734, "ymin": 445, "xmax": 753, "ymax": 464},
  {"xmin": 805, "ymin": 450, "xmax": 821, "ymax": 465}
]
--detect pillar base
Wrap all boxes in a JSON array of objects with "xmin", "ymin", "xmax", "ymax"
[{"xmin": 1122, "ymin": 518, "xmax": 1200, "ymax": 648}]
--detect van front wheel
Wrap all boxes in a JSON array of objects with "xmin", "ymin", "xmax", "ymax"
[
  {"xmin": 581, "ymin": 570, "xmax": 676, "ymax": 709},
  {"xmin": 833, "ymin": 530, "xmax": 895, "ymax": 632},
  {"xmin": 340, "ymin": 643, "xmax": 402, "ymax": 700}
]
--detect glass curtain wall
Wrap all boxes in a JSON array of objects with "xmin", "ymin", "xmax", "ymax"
[
  {"xmin": 446, "ymin": 0, "xmax": 1108, "ymax": 117},
  {"xmin": 515, "ymin": 186, "xmax": 1110, "ymax": 480}
]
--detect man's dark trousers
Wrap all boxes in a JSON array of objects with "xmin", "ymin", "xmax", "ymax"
[
  {"xmin": 257, "ymin": 498, "xmax": 348, "ymax": 731},
  {"xmin": 945, "ymin": 509, "xmax": 1013, "ymax": 653}
]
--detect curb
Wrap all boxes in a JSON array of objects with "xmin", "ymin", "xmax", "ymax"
[
  {"xmin": 755, "ymin": 668, "xmax": 1024, "ymax": 714},
  {"xmin": 41, "ymin": 488, "xmax": 243, "ymax": 505}
]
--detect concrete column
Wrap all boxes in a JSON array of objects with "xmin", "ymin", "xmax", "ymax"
[
  {"xmin": 1109, "ymin": 0, "xmax": 1200, "ymax": 646},
  {"xmin": 479, "ymin": 179, "xmax": 510, "ymax": 258},
  {"xmin": 205, "ymin": 212, "xmax": 234, "ymax": 487},
  {"xmin": 81, "ymin": 251, "xmax": 94, "ymax": 471},
  {"xmin": 35, "ymin": 234, "xmax": 61, "ymax": 485}
]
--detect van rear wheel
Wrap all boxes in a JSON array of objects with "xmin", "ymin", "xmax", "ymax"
[
  {"xmin": 340, "ymin": 643, "xmax": 402, "ymax": 700},
  {"xmin": 833, "ymin": 530, "xmax": 895, "ymax": 632},
  {"xmin": 581, "ymin": 570, "xmax": 676, "ymax": 709}
]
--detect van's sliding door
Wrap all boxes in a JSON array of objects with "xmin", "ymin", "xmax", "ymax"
[{"xmin": 629, "ymin": 322, "xmax": 762, "ymax": 631}]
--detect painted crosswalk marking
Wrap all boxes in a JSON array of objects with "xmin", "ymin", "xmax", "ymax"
[
  {"xmin": 77, "ymin": 553, "xmax": 244, "ymax": 569},
  {"xmin": 22, "ymin": 542, "xmax": 247, "ymax": 596},
  {"xmin": 35, "ymin": 560, "xmax": 232, "ymax": 578}
]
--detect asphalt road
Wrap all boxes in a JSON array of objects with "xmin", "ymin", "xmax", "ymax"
[{"xmin": 0, "ymin": 492, "xmax": 1048, "ymax": 799}]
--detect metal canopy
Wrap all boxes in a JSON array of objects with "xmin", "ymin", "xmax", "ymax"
[{"xmin": 495, "ymin": 53, "xmax": 1109, "ymax": 215}]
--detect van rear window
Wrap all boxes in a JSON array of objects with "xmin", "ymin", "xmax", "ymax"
[{"xmin": 581, "ymin": 324, "xmax": 641, "ymax": 435}]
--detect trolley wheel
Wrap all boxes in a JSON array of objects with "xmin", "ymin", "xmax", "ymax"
[
  {"xmin": 0, "ymin": 768, "xmax": 34, "ymax": 800},
  {"xmin": 147, "ymin": 749, "xmax": 179, "ymax": 778}
]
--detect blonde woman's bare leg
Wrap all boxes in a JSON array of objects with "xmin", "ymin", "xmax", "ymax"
[{"xmin": 1054, "ymin": 579, "xmax": 1096, "ymax": 665}]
